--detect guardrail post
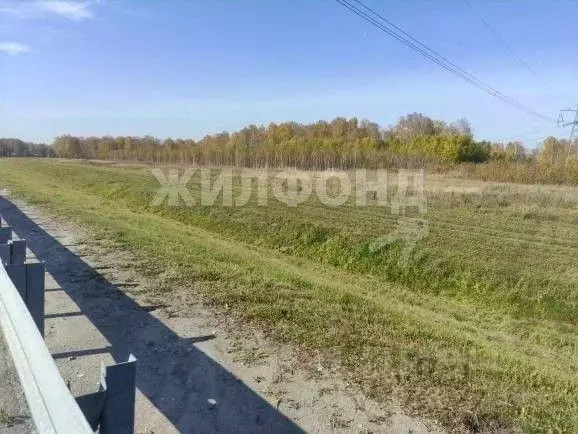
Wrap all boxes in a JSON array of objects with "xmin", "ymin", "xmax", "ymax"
[
  {"xmin": 0, "ymin": 243, "xmax": 9, "ymax": 264},
  {"xmin": 76, "ymin": 355, "xmax": 137, "ymax": 433},
  {"xmin": 0, "ymin": 226, "xmax": 12, "ymax": 244},
  {"xmin": 10, "ymin": 240, "xmax": 27, "ymax": 265},
  {"xmin": 0, "ymin": 240, "xmax": 27, "ymax": 265},
  {"xmin": 5, "ymin": 262, "xmax": 46, "ymax": 337},
  {"xmin": 100, "ymin": 354, "xmax": 137, "ymax": 434}
]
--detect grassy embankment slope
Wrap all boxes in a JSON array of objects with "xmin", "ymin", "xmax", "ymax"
[{"xmin": 0, "ymin": 159, "xmax": 576, "ymax": 432}]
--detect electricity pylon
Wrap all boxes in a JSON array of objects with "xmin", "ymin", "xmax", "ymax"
[{"xmin": 558, "ymin": 106, "xmax": 578, "ymax": 161}]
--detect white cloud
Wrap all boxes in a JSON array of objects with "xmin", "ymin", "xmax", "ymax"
[
  {"xmin": 0, "ymin": 42, "xmax": 31, "ymax": 55},
  {"xmin": 39, "ymin": 1, "xmax": 93, "ymax": 20},
  {"xmin": 0, "ymin": 0, "xmax": 100, "ymax": 21}
]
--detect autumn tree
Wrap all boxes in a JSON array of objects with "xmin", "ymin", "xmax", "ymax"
[
  {"xmin": 394, "ymin": 113, "xmax": 437, "ymax": 142},
  {"xmin": 539, "ymin": 137, "xmax": 567, "ymax": 164}
]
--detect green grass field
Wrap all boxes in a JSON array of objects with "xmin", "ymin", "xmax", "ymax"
[{"xmin": 0, "ymin": 159, "xmax": 576, "ymax": 432}]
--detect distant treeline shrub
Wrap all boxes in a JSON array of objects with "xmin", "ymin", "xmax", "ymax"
[
  {"xmin": 49, "ymin": 114, "xmax": 492, "ymax": 168},
  {"xmin": 458, "ymin": 160, "xmax": 578, "ymax": 185},
  {"xmin": 0, "ymin": 138, "xmax": 53, "ymax": 158}
]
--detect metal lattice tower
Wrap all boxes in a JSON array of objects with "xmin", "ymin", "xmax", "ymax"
[{"xmin": 558, "ymin": 106, "xmax": 578, "ymax": 160}]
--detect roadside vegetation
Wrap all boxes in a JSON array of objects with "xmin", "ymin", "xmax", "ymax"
[{"xmin": 0, "ymin": 159, "xmax": 576, "ymax": 432}]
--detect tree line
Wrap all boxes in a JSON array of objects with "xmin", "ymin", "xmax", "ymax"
[
  {"xmin": 0, "ymin": 138, "xmax": 54, "ymax": 158},
  {"xmin": 48, "ymin": 114, "xmax": 490, "ymax": 168},
  {"xmin": 3, "ymin": 114, "xmax": 576, "ymax": 170}
]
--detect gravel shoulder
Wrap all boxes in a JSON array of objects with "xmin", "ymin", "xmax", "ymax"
[{"xmin": 0, "ymin": 331, "xmax": 34, "ymax": 433}]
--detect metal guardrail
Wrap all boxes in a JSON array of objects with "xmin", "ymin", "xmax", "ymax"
[
  {"xmin": 0, "ymin": 260, "xmax": 93, "ymax": 433},
  {"xmin": 0, "ymin": 217, "xmax": 136, "ymax": 433}
]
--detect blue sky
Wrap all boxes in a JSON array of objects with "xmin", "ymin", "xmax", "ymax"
[{"xmin": 1, "ymin": 0, "xmax": 577, "ymax": 146}]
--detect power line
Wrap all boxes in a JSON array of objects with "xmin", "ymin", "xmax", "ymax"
[
  {"xmin": 334, "ymin": 0, "xmax": 555, "ymax": 123},
  {"xmin": 340, "ymin": 0, "xmax": 554, "ymax": 122},
  {"xmin": 462, "ymin": 0, "xmax": 551, "ymax": 89}
]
